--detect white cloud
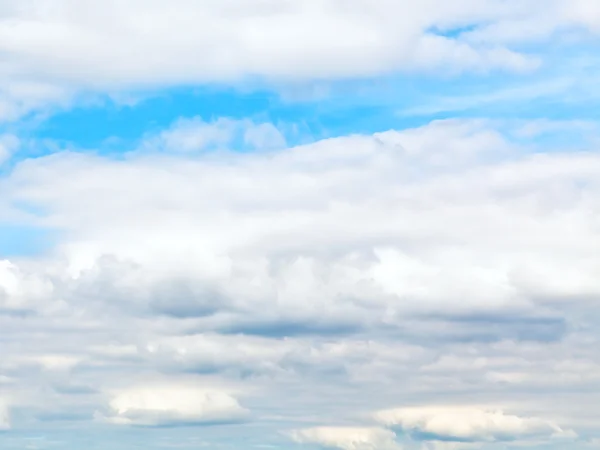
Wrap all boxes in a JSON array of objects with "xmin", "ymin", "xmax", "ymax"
[
  {"xmin": 375, "ymin": 406, "xmax": 573, "ymax": 442},
  {"xmin": 27, "ymin": 355, "xmax": 81, "ymax": 372},
  {"xmin": 3, "ymin": 118, "xmax": 599, "ymax": 327},
  {"xmin": 0, "ymin": 0, "xmax": 540, "ymax": 85},
  {"xmin": 0, "ymin": 0, "xmax": 598, "ymax": 119},
  {"xmin": 290, "ymin": 426, "xmax": 401, "ymax": 450},
  {"xmin": 0, "ymin": 119, "xmax": 600, "ymax": 445},
  {"xmin": 150, "ymin": 117, "xmax": 239, "ymax": 153},
  {"xmin": 100, "ymin": 382, "xmax": 248, "ymax": 427},
  {"xmin": 0, "ymin": 79, "xmax": 74, "ymax": 123},
  {"xmin": 563, "ymin": 0, "xmax": 600, "ymax": 33},
  {"xmin": 0, "ymin": 134, "xmax": 19, "ymax": 165},
  {"xmin": 0, "ymin": 259, "xmax": 57, "ymax": 313},
  {"xmin": 140, "ymin": 117, "xmax": 287, "ymax": 153},
  {"xmin": 243, "ymin": 122, "xmax": 287, "ymax": 150}
]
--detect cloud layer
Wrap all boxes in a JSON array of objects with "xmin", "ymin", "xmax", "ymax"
[
  {"xmin": 0, "ymin": 118, "xmax": 598, "ymax": 449},
  {"xmin": 0, "ymin": 0, "xmax": 599, "ymax": 121},
  {"xmin": 0, "ymin": 0, "xmax": 598, "ymax": 448}
]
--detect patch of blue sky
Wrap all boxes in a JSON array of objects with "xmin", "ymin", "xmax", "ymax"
[
  {"xmin": 25, "ymin": 77, "xmax": 596, "ymax": 159},
  {"xmin": 21, "ymin": 75, "xmax": 488, "ymax": 155},
  {"xmin": 426, "ymin": 24, "xmax": 479, "ymax": 39},
  {"xmin": 31, "ymin": 87, "xmax": 288, "ymax": 151},
  {"xmin": 0, "ymin": 225, "xmax": 58, "ymax": 258},
  {"xmin": 0, "ymin": 40, "xmax": 596, "ymax": 170}
]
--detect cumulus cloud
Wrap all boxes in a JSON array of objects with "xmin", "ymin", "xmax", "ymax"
[
  {"xmin": 3, "ymin": 118, "xmax": 599, "ymax": 331},
  {"xmin": 375, "ymin": 406, "xmax": 574, "ymax": 442},
  {"xmin": 99, "ymin": 382, "xmax": 248, "ymax": 427},
  {"xmin": 0, "ymin": 119, "xmax": 599, "ymax": 446},
  {"xmin": 291, "ymin": 426, "xmax": 401, "ymax": 450},
  {"xmin": 0, "ymin": 6, "xmax": 598, "ymax": 450}
]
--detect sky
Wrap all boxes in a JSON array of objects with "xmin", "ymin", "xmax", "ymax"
[{"xmin": 1, "ymin": 1, "xmax": 600, "ymax": 449}]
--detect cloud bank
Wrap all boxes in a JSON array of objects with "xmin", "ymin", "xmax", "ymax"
[{"xmin": 0, "ymin": 118, "xmax": 597, "ymax": 448}]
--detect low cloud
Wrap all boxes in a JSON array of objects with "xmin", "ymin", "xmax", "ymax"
[
  {"xmin": 291, "ymin": 426, "xmax": 402, "ymax": 450},
  {"xmin": 99, "ymin": 382, "xmax": 248, "ymax": 427},
  {"xmin": 375, "ymin": 406, "xmax": 575, "ymax": 443},
  {"xmin": 0, "ymin": 119, "xmax": 599, "ymax": 446}
]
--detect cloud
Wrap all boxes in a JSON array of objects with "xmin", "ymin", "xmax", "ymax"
[
  {"xmin": 0, "ymin": 402, "xmax": 9, "ymax": 430},
  {"xmin": 0, "ymin": 0, "xmax": 598, "ymax": 120},
  {"xmin": 0, "ymin": 119, "xmax": 597, "ymax": 363},
  {"xmin": 140, "ymin": 117, "xmax": 287, "ymax": 153},
  {"xmin": 0, "ymin": 134, "xmax": 19, "ymax": 165},
  {"xmin": 0, "ymin": 79, "xmax": 74, "ymax": 123},
  {"xmin": 563, "ymin": 0, "xmax": 600, "ymax": 33},
  {"xmin": 0, "ymin": 259, "xmax": 56, "ymax": 313},
  {"xmin": 243, "ymin": 122, "xmax": 287, "ymax": 150},
  {"xmin": 99, "ymin": 382, "xmax": 248, "ymax": 427},
  {"xmin": 290, "ymin": 426, "xmax": 401, "ymax": 450},
  {"xmin": 3, "ymin": 118, "xmax": 599, "ymax": 331},
  {"xmin": 149, "ymin": 117, "xmax": 240, "ymax": 153},
  {"xmin": 0, "ymin": 0, "xmax": 543, "ymax": 86},
  {"xmin": 375, "ymin": 406, "xmax": 574, "ymax": 442},
  {"xmin": 0, "ymin": 134, "xmax": 19, "ymax": 164},
  {"xmin": 0, "ymin": 119, "xmax": 599, "ymax": 446}
]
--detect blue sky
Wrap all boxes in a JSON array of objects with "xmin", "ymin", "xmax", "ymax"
[
  {"xmin": 1, "ymin": 1, "xmax": 600, "ymax": 449},
  {"xmin": 14, "ymin": 51, "xmax": 600, "ymax": 152}
]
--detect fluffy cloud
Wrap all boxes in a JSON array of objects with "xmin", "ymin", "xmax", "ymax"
[
  {"xmin": 1, "ymin": 119, "xmax": 600, "ymax": 345},
  {"xmin": 0, "ymin": 0, "xmax": 599, "ymax": 119},
  {"xmin": 0, "ymin": 6, "xmax": 598, "ymax": 450},
  {"xmin": 291, "ymin": 426, "xmax": 401, "ymax": 450},
  {"xmin": 0, "ymin": 119, "xmax": 600, "ymax": 447},
  {"xmin": 99, "ymin": 382, "xmax": 248, "ymax": 427},
  {"xmin": 0, "ymin": 0, "xmax": 542, "ymax": 86},
  {"xmin": 140, "ymin": 117, "xmax": 287, "ymax": 153},
  {"xmin": 3, "ymin": 118, "xmax": 599, "ymax": 329},
  {"xmin": 375, "ymin": 406, "xmax": 573, "ymax": 442}
]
